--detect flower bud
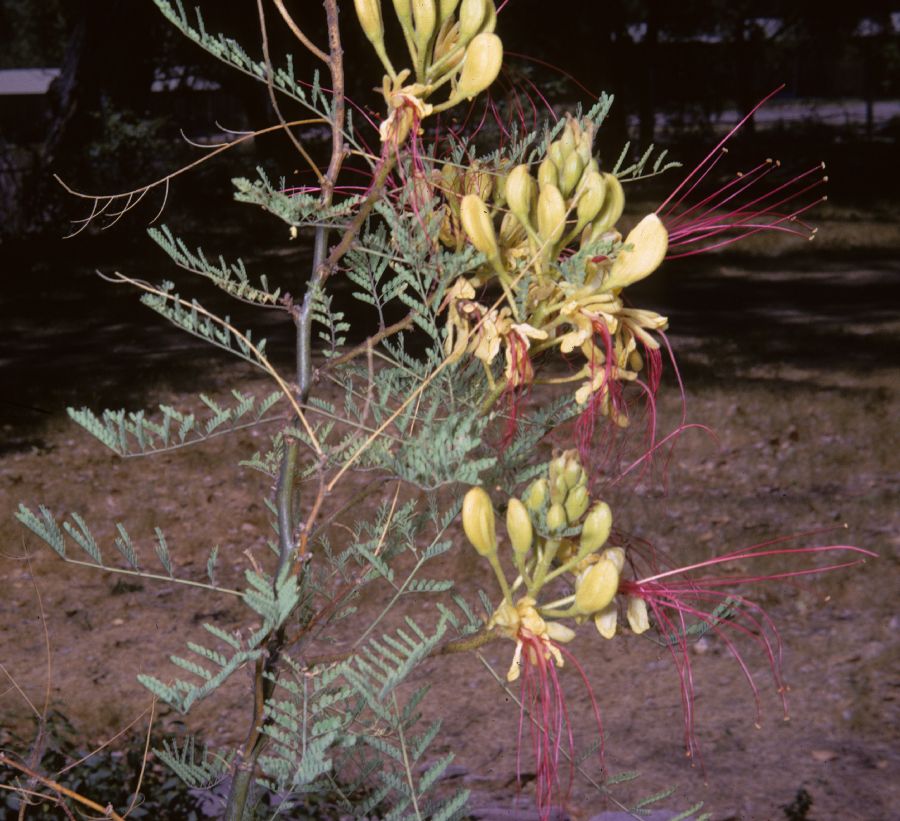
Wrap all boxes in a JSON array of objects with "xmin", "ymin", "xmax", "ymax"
[
  {"xmin": 576, "ymin": 128, "xmax": 594, "ymax": 166},
  {"xmin": 505, "ymin": 163, "xmax": 536, "ymax": 228},
  {"xmin": 605, "ymin": 213, "xmax": 669, "ymax": 291},
  {"xmin": 536, "ymin": 183, "xmax": 566, "ymax": 245},
  {"xmin": 594, "ymin": 601, "xmax": 618, "ymax": 639},
  {"xmin": 589, "ymin": 172, "xmax": 624, "ymax": 236},
  {"xmin": 354, "ymin": 0, "xmax": 385, "ymax": 45},
  {"xmin": 412, "ymin": 0, "xmax": 438, "ymax": 61},
  {"xmin": 523, "ymin": 478, "xmax": 548, "ymax": 512},
  {"xmin": 558, "ymin": 121, "xmax": 576, "ymax": 156},
  {"xmin": 432, "ymin": 19, "xmax": 462, "ymax": 65},
  {"xmin": 546, "ymin": 502, "xmax": 567, "ymax": 531},
  {"xmin": 558, "ymin": 151, "xmax": 585, "ymax": 199},
  {"xmin": 626, "ymin": 596, "xmax": 650, "ymax": 634},
  {"xmin": 579, "ymin": 501, "xmax": 612, "ymax": 553},
  {"xmin": 564, "ymin": 484, "xmax": 589, "ymax": 523},
  {"xmin": 459, "ymin": 193, "xmax": 499, "ymax": 259},
  {"xmin": 601, "ymin": 546, "xmax": 625, "ymax": 573},
  {"xmin": 545, "ymin": 621, "xmax": 576, "ymax": 643},
  {"xmin": 506, "ymin": 497, "xmax": 533, "ymax": 557},
  {"xmin": 574, "ymin": 557, "xmax": 620, "ymax": 615},
  {"xmin": 548, "ymin": 141, "xmax": 566, "ymax": 172},
  {"xmin": 458, "ymin": 0, "xmax": 488, "ymax": 43},
  {"xmin": 437, "ymin": 0, "xmax": 461, "ymax": 23},
  {"xmin": 562, "ymin": 455, "xmax": 585, "ymax": 489},
  {"xmin": 576, "ymin": 170, "xmax": 606, "ymax": 228},
  {"xmin": 537, "ymin": 157, "xmax": 558, "ymax": 191},
  {"xmin": 456, "ymin": 32, "xmax": 503, "ymax": 100},
  {"xmin": 549, "ymin": 474, "xmax": 568, "ymax": 505},
  {"xmin": 392, "ymin": 0, "xmax": 414, "ymax": 35},
  {"xmin": 462, "ymin": 486, "xmax": 497, "ymax": 556}
]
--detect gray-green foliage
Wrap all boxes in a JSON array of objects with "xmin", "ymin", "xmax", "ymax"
[{"xmin": 12, "ymin": 4, "xmax": 717, "ymax": 819}]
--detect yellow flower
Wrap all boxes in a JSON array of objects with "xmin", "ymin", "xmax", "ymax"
[{"xmin": 489, "ymin": 596, "xmax": 575, "ymax": 682}]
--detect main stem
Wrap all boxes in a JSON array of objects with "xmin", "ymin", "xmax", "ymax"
[{"xmin": 225, "ymin": 2, "xmax": 346, "ymax": 817}]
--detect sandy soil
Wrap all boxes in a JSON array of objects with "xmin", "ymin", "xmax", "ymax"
[{"xmin": 1, "ymin": 240, "xmax": 898, "ymax": 820}]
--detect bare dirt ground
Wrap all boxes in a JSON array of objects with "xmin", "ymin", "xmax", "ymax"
[{"xmin": 1, "ymin": 214, "xmax": 898, "ymax": 820}]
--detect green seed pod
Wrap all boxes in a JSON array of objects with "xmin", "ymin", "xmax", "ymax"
[
  {"xmin": 536, "ymin": 183, "xmax": 566, "ymax": 245},
  {"xmin": 505, "ymin": 163, "xmax": 536, "ymax": 228},
  {"xmin": 546, "ymin": 502, "xmax": 567, "ymax": 532},
  {"xmin": 626, "ymin": 596, "xmax": 650, "ymax": 634},
  {"xmin": 456, "ymin": 32, "xmax": 503, "ymax": 100},
  {"xmin": 558, "ymin": 151, "xmax": 585, "ymax": 199},
  {"xmin": 459, "ymin": 193, "xmax": 499, "ymax": 259},
  {"xmin": 537, "ymin": 157, "xmax": 558, "ymax": 191},
  {"xmin": 506, "ymin": 497, "xmax": 533, "ymax": 557},
  {"xmin": 457, "ymin": 0, "xmax": 488, "ymax": 44},
  {"xmin": 462, "ymin": 486, "xmax": 497, "ymax": 556},
  {"xmin": 579, "ymin": 501, "xmax": 612, "ymax": 553},
  {"xmin": 594, "ymin": 600, "xmax": 618, "ymax": 639},
  {"xmin": 564, "ymin": 484, "xmax": 589, "ymax": 523},
  {"xmin": 605, "ymin": 212, "xmax": 669, "ymax": 291},
  {"xmin": 354, "ymin": 0, "xmax": 385, "ymax": 45},
  {"xmin": 574, "ymin": 557, "xmax": 620, "ymax": 615},
  {"xmin": 524, "ymin": 478, "xmax": 548, "ymax": 512}
]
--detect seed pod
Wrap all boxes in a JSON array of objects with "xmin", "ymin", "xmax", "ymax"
[
  {"xmin": 574, "ymin": 557, "xmax": 620, "ymax": 614},
  {"xmin": 459, "ymin": 193, "xmax": 499, "ymax": 259},
  {"xmin": 537, "ymin": 157, "xmax": 558, "ymax": 191},
  {"xmin": 456, "ymin": 32, "xmax": 502, "ymax": 100},
  {"xmin": 594, "ymin": 601, "xmax": 618, "ymax": 639},
  {"xmin": 558, "ymin": 151, "xmax": 585, "ymax": 199},
  {"xmin": 546, "ymin": 502, "xmax": 567, "ymax": 531},
  {"xmin": 626, "ymin": 596, "xmax": 650, "ymax": 634},
  {"xmin": 462, "ymin": 486, "xmax": 497, "ymax": 556},
  {"xmin": 505, "ymin": 163, "xmax": 536, "ymax": 228},
  {"xmin": 536, "ymin": 183, "xmax": 566, "ymax": 245},
  {"xmin": 506, "ymin": 497, "xmax": 533, "ymax": 557},
  {"xmin": 579, "ymin": 501, "xmax": 612, "ymax": 553},
  {"xmin": 524, "ymin": 478, "xmax": 548, "ymax": 512},
  {"xmin": 354, "ymin": 0, "xmax": 385, "ymax": 45},
  {"xmin": 564, "ymin": 484, "xmax": 589, "ymax": 523},
  {"xmin": 605, "ymin": 212, "xmax": 669, "ymax": 291},
  {"xmin": 458, "ymin": 0, "xmax": 487, "ymax": 43}
]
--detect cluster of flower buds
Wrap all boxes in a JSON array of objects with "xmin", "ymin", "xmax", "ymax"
[
  {"xmin": 461, "ymin": 450, "xmax": 649, "ymax": 682},
  {"xmin": 353, "ymin": 0, "xmax": 503, "ymax": 143},
  {"xmin": 439, "ymin": 115, "xmax": 669, "ymax": 418}
]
